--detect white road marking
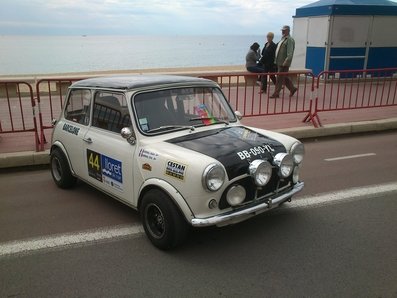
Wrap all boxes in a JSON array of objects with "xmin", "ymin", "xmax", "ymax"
[
  {"xmin": 1, "ymin": 182, "xmax": 396, "ymax": 258},
  {"xmin": 324, "ymin": 153, "xmax": 376, "ymax": 162},
  {"xmin": 289, "ymin": 182, "xmax": 397, "ymax": 210},
  {"xmin": 0, "ymin": 224, "xmax": 144, "ymax": 258}
]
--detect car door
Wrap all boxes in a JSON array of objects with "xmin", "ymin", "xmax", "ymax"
[
  {"xmin": 60, "ymin": 88, "xmax": 92, "ymax": 177},
  {"xmin": 81, "ymin": 91, "xmax": 135, "ymax": 203}
]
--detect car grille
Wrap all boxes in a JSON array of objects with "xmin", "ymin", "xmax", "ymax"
[{"xmin": 219, "ymin": 168, "xmax": 292, "ymax": 210}]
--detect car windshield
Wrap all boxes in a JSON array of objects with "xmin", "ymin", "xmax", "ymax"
[{"xmin": 133, "ymin": 87, "xmax": 237, "ymax": 134}]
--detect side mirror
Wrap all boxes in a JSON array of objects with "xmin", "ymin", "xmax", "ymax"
[
  {"xmin": 121, "ymin": 127, "xmax": 136, "ymax": 145},
  {"xmin": 235, "ymin": 111, "xmax": 243, "ymax": 120},
  {"xmin": 51, "ymin": 118, "xmax": 58, "ymax": 127}
]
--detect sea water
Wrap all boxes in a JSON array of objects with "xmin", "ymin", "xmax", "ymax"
[{"xmin": 0, "ymin": 35, "xmax": 282, "ymax": 76}]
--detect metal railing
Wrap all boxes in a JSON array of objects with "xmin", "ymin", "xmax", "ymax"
[
  {"xmin": 310, "ymin": 68, "xmax": 397, "ymax": 126},
  {"xmin": 200, "ymin": 70, "xmax": 315, "ymax": 118},
  {"xmin": 0, "ymin": 81, "xmax": 40, "ymax": 151},
  {"xmin": 36, "ymin": 78, "xmax": 85, "ymax": 151}
]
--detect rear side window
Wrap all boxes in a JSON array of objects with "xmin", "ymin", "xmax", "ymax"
[
  {"xmin": 64, "ymin": 89, "xmax": 92, "ymax": 125},
  {"xmin": 92, "ymin": 91, "xmax": 132, "ymax": 133}
]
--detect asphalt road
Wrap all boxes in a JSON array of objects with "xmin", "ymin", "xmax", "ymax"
[{"xmin": 1, "ymin": 131, "xmax": 397, "ymax": 297}]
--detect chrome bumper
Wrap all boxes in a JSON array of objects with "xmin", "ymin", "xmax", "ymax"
[{"xmin": 191, "ymin": 181, "xmax": 304, "ymax": 227}]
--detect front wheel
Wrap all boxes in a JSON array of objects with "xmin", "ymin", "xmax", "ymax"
[
  {"xmin": 50, "ymin": 148, "xmax": 77, "ymax": 189},
  {"xmin": 140, "ymin": 189, "xmax": 189, "ymax": 250}
]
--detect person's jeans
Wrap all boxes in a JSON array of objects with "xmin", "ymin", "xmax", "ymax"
[
  {"xmin": 247, "ymin": 65, "xmax": 266, "ymax": 90},
  {"xmin": 247, "ymin": 65, "xmax": 265, "ymax": 73}
]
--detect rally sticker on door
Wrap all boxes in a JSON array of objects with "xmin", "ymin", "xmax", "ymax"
[{"xmin": 87, "ymin": 149, "xmax": 123, "ymax": 192}]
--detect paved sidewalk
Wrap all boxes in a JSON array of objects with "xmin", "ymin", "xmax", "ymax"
[{"xmin": 1, "ymin": 105, "xmax": 397, "ymax": 169}]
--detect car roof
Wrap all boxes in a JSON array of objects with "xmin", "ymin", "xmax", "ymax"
[{"xmin": 70, "ymin": 75, "xmax": 214, "ymax": 90}]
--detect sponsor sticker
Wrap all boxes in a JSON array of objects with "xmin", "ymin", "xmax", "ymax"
[
  {"xmin": 139, "ymin": 118, "xmax": 149, "ymax": 132},
  {"xmin": 165, "ymin": 160, "xmax": 187, "ymax": 181},
  {"xmin": 62, "ymin": 123, "xmax": 80, "ymax": 136},
  {"xmin": 138, "ymin": 148, "xmax": 158, "ymax": 160},
  {"xmin": 87, "ymin": 149, "xmax": 123, "ymax": 191}
]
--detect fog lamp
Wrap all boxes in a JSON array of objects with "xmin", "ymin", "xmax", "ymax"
[
  {"xmin": 226, "ymin": 185, "xmax": 246, "ymax": 206},
  {"xmin": 274, "ymin": 153, "xmax": 294, "ymax": 178},
  {"xmin": 249, "ymin": 159, "xmax": 272, "ymax": 186}
]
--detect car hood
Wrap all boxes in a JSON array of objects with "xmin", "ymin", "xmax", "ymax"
[{"xmin": 166, "ymin": 126, "xmax": 286, "ymax": 179}]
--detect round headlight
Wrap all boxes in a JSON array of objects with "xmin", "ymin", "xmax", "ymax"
[
  {"xmin": 202, "ymin": 164, "xmax": 226, "ymax": 191},
  {"xmin": 249, "ymin": 159, "xmax": 272, "ymax": 186},
  {"xmin": 226, "ymin": 185, "xmax": 246, "ymax": 206},
  {"xmin": 291, "ymin": 142, "xmax": 305, "ymax": 164},
  {"xmin": 274, "ymin": 153, "xmax": 294, "ymax": 178}
]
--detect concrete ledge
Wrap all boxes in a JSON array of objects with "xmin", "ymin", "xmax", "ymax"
[
  {"xmin": 277, "ymin": 118, "xmax": 397, "ymax": 139},
  {"xmin": 1, "ymin": 118, "xmax": 397, "ymax": 169},
  {"xmin": 0, "ymin": 150, "xmax": 50, "ymax": 169}
]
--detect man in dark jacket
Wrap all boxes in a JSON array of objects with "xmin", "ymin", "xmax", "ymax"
[{"xmin": 259, "ymin": 32, "xmax": 277, "ymax": 93}]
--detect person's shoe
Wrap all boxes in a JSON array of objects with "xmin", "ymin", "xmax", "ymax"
[
  {"xmin": 270, "ymin": 93, "xmax": 279, "ymax": 98},
  {"xmin": 289, "ymin": 87, "xmax": 297, "ymax": 97},
  {"xmin": 258, "ymin": 89, "xmax": 267, "ymax": 94}
]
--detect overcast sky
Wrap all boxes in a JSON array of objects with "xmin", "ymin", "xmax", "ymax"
[{"xmin": 0, "ymin": 0, "xmax": 320, "ymax": 35}]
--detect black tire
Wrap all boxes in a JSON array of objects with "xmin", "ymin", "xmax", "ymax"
[
  {"xmin": 50, "ymin": 148, "xmax": 77, "ymax": 189},
  {"xmin": 140, "ymin": 189, "xmax": 189, "ymax": 250}
]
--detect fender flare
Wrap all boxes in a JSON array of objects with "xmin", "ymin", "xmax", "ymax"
[
  {"xmin": 50, "ymin": 141, "xmax": 76, "ymax": 175},
  {"xmin": 138, "ymin": 178, "xmax": 195, "ymax": 224}
]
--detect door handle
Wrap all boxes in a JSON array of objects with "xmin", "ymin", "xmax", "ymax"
[{"xmin": 83, "ymin": 137, "xmax": 92, "ymax": 144}]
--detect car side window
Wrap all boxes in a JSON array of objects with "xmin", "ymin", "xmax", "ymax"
[
  {"xmin": 64, "ymin": 89, "xmax": 92, "ymax": 125},
  {"xmin": 92, "ymin": 91, "xmax": 132, "ymax": 133}
]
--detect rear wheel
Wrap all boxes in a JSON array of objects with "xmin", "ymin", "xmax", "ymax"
[
  {"xmin": 50, "ymin": 148, "xmax": 77, "ymax": 189},
  {"xmin": 141, "ymin": 189, "xmax": 189, "ymax": 250}
]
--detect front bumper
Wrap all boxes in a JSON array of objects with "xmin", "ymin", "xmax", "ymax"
[{"xmin": 191, "ymin": 181, "xmax": 304, "ymax": 227}]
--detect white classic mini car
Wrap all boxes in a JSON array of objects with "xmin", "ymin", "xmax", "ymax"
[{"xmin": 50, "ymin": 75, "xmax": 304, "ymax": 249}]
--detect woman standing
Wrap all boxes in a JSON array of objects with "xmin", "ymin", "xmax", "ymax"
[{"xmin": 259, "ymin": 32, "xmax": 277, "ymax": 93}]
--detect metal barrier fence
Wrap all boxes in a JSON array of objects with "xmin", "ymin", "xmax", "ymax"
[
  {"xmin": 311, "ymin": 68, "xmax": 397, "ymax": 126},
  {"xmin": 200, "ymin": 70, "xmax": 315, "ymax": 119},
  {"xmin": 1, "ymin": 68, "xmax": 397, "ymax": 152},
  {"xmin": 0, "ymin": 81, "xmax": 40, "ymax": 151},
  {"xmin": 36, "ymin": 78, "xmax": 84, "ymax": 151}
]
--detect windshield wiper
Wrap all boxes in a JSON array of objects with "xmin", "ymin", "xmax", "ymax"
[
  {"xmin": 147, "ymin": 125, "xmax": 195, "ymax": 133},
  {"xmin": 189, "ymin": 117, "xmax": 229, "ymax": 126}
]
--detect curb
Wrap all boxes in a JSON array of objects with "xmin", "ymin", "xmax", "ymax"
[
  {"xmin": 276, "ymin": 117, "xmax": 397, "ymax": 139},
  {"xmin": 1, "ymin": 118, "xmax": 397, "ymax": 169},
  {"xmin": 0, "ymin": 150, "xmax": 50, "ymax": 169}
]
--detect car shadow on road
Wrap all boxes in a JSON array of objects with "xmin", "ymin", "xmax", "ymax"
[{"xmin": 178, "ymin": 205, "xmax": 305, "ymax": 252}]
